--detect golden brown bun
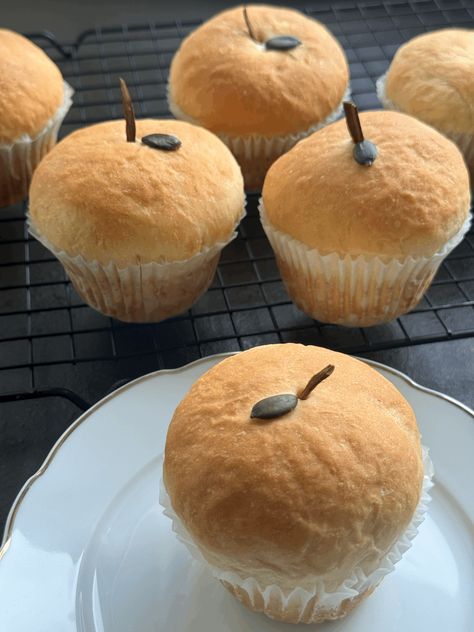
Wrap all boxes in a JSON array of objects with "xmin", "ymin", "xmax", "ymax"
[
  {"xmin": 164, "ymin": 344, "xmax": 423, "ymax": 589},
  {"xmin": 169, "ymin": 5, "xmax": 348, "ymax": 136},
  {"xmin": 385, "ymin": 29, "xmax": 474, "ymax": 135},
  {"xmin": 29, "ymin": 119, "xmax": 244, "ymax": 265},
  {"xmin": 0, "ymin": 29, "xmax": 64, "ymax": 143},
  {"xmin": 263, "ymin": 110, "xmax": 471, "ymax": 258}
]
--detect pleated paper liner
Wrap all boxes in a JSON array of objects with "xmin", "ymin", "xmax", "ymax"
[
  {"xmin": 0, "ymin": 81, "xmax": 74, "ymax": 207},
  {"xmin": 259, "ymin": 200, "xmax": 471, "ymax": 327},
  {"xmin": 28, "ymin": 205, "xmax": 246, "ymax": 323}
]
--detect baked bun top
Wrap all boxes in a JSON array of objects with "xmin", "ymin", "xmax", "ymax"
[
  {"xmin": 164, "ymin": 344, "xmax": 424, "ymax": 586},
  {"xmin": 262, "ymin": 110, "xmax": 470, "ymax": 258},
  {"xmin": 29, "ymin": 119, "xmax": 245, "ymax": 265},
  {"xmin": 0, "ymin": 29, "xmax": 64, "ymax": 143},
  {"xmin": 384, "ymin": 29, "xmax": 474, "ymax": 134},
  {"xmin": 169, "ymin": 5, "xmax": 349, "ymax": 136}
]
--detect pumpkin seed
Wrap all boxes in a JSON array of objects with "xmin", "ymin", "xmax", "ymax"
[
  {"xmin": 343, "ymin": 101, "xmax": 378, "ymax": 167},
  {"xmin": 250, "ymin": 365, "xmax": 335, "ymax": 421},
  {"xmin": 265, "ymin": 35, "xmax": 301, "ymax": 51},
  {"xmin": 250, "ymin": 394, "xmax": 298, "ymax": 420},
  {"xmin": 141, "ymin": 134, "xmax": 181, "ymax": 151},
  {"xmin": 353, "ymin": 140, "xmax": 378, "ymax": 166}
]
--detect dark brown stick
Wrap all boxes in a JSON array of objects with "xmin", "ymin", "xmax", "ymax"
[
  {"xmin": 298, "ymin": 365, "xmax": 335, "ymax": 400},
  {"xmin": 343, "ymin": 102, "xmax": 364, "ymax": 145},
  {"xmin": 119, "ymin": 77, "xmax": 136, "ymax": 143},
  {"xmin": 243, "ymin": 6, "xmax": 258, "ymax": 42}
]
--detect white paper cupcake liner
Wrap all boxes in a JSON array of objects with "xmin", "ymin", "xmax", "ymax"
[
  {"xmin": 375, "ymin": 72, "xmax": 392, "ymax": 110},
  {"xmin": 259, "ymin": 200, "xmax": 471, "ymax": 327},
  {"xmin": 0, "ymin": 81, "xmax": 74, "ymax": 206},
  {"xmin": 376, "ymin": 73, "xmax": 474, "ymax": 175},
  {"xmin": 160, "ymin": 447, "xmax": 433, "ymax": 624},
  {"xmin": 28, "ymin": 205, "xmax": 245, "ymax": 323},
  {"xmin": 169, "ymin": 87, "xmax": 351, "ymax": 191}
]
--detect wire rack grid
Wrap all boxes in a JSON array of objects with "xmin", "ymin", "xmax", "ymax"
[{"xmin": 1, "ymin": 0, "xmax": 474, "ymax": 403}]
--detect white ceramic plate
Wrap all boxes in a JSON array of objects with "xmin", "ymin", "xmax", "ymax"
[{"xmin": 0, "ymin": 354, "xmax": 473, "ymax": 632}]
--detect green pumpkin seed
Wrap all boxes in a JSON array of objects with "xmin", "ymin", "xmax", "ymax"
[
  {"xmin": 142, "ymin": 134, "xmax": 181, "ymax": 151},
  {"xmin": 265, "ymin": 35, "xmax": 302, "ymax": 51},
  {"xmin": 250, "ymin": 365, "xmax": 335, "ymax": 421},
  {"xmin": 250, "ymin": 394, "xmax": 298, "ymax": 420},
  {"xmin": 353, "ymin": 140, "xmax": 378, "ymax": 166}
]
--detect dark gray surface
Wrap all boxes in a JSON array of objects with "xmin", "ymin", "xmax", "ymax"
[
  {"xmin": 0, "ymin": 0, "xmax": 299, "ymax": 39},
  {"xmin": 0, "ymin": 398, "xmax": 79, "ymax": 534},
  {"xmin": 363, "ymin": 339, "xmax": 474, "ymax": 410}
]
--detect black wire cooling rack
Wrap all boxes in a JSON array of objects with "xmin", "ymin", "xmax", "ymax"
[{"xmin": 1, "ymin": 0, "xmax": 474, "ymax": 407}]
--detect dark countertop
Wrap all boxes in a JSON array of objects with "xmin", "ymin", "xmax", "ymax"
[
  {"xmin": 1, "ymin": 0, "xmax": 473, "ymax": 533},
  {"xmin": 1, "ymin": 0, "xmax": 293, "ymax": 39}
]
